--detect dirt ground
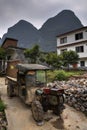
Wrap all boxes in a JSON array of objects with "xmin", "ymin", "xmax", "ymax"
[{"xmin": 0, "ymin": 77, "xmax": 87, "ymax": 130}]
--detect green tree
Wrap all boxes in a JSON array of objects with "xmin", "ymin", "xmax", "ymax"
[
  {"xmin": 24, "ymin": 45, "xmax": 40, "ymax": 63},
  {"xmin": 45, "ymin": 52, "xmax": 63, "ymax": 69},
  {"xmin": 39, "ymin": 52, "xmax": 47, "ymax": 63},
  {"xmin": 0, "ymin": 47, "xmax": 6, "ymax": 60},
  {"xmin": 0, "ymin": 47, "xmax": 7, "ymax": 73},
  {"xmin": 62, "ymin": 50, "xmax": 79, "ymax": 68}
]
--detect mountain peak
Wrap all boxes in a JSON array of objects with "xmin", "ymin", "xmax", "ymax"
[
  {"xmin": 40, "ymin": 10, "xmax": 83, "ymax": 29},
  {"xmin": 56, "ymin": 10, "xmax": 81, "ymax": 22},
  {"xmin": 11, "ymin": 19, "xmax": 36, "ymax": 30},
  {"xmin": 17, "ymin": 20, "xmax": 32, "ymax": 25},
  {"xmin": 1, "ymin": 10, "xmax": 83, "ymax": 52},
  {"xmin": 18, "ymin": 19, "xmax": 27, "ymax": 23},
  {"xmin": 58, "ymin": 9, "xmax": 75, "ymax": 15}
]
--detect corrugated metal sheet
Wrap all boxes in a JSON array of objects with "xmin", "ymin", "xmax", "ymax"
[{"xmin": 16, "ymin": 63, "xmax": 50, "ymax": 72}]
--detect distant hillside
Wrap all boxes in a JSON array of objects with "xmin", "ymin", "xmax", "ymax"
[
  {"xmin": 1, "ymin": 10, "xmax": 83, "ymax": 52},
  {"xmin": 39, "ymin": 10, "xmax": 83, "ymax": 51},
  {"xmin": 1, "ymin": 20, "xmax": 43, "ymax": 48}
]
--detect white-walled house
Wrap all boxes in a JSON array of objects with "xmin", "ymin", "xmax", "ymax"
[{"xmin": 57, "ymin": 26, "xmax": 87, "ymax": 67}]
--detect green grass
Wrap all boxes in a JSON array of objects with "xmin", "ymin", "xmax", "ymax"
[
  {"xmin": 47, "ymin": 70, "xmax": 84, "ymax": 82},
  {"xmin": 0, "ymin": 100, "xmax": 6, "ymax": 112}
]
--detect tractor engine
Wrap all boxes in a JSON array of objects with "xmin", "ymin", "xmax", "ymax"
[{"xmin": 35, "ymin": 87, "xmax": 65, "ymax": 115}]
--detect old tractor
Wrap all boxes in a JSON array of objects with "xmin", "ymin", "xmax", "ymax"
[
  {"xmin": 6, "ymin": 63, "xmax": 65, "ymax": 124},
  {"xmin": 32, "ymin": 85, "xmax": 65, "ymax": 124}
]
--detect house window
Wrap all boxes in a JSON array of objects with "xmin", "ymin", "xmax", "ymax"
[
  {"xmin": 80, "ymin": 61, "xmax": 85, "ymax": 66},
  {"xmin": 60, "ymin": 37, "xmax": 67, "ymax": 44},
  {"xmin": 60, "ymin": 49, "xmax": 67, "ymax": 53},
  {"xmin": 75, "ymin": 32, "xmax": 83, "ymax": 40},
  {"xmin": 75, "ymin": 46, "xmax": 84, "ymax": 53}
]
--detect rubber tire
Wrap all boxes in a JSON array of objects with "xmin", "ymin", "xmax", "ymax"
[
  {"xmin": 31, "ymin": 100, "xmax": 44, "ymax": 122},
  {"xmin": 53, "ymin": 95, "xmax": 64, "ymax": 115},
  {"xmin": 53, "ymin": 105, "xmax": 62, "ymax": 115}
]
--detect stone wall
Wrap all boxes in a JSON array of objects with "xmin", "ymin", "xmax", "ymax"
[
  {"xmin": 65, "ymin": 78, "xmax": 87, "ymax": 115},
  {"xmin": 48, "ymin": 76, "xmax": 87, "ymax": 115}
]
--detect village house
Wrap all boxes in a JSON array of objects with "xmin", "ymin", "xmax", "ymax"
[
  {"xmin": 57, "ymin": 26, "xmax": 87, "ymax": 67},
  {"xmin": 1, "ymin": 38, "xmax": 26, "ymax": 61},
  {"xmin": 1, "ymin": 38, "xmax": 26, "ymax": 76}
]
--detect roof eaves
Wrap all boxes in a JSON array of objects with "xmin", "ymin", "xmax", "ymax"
[
  {"xmin": 1, "ymin": 37, "xmax": 18, "ymax": 47},
  {"xmin": 56, "ymin": 26, "xmax": 87, "ymax": 37}
]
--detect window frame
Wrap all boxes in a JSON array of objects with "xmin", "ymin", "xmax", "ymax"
[
  {"xmin": 75, "ymin": 46, "xmax": 84, "ymax": 53},
  {"xmin": 80, "ymin": 61, "xmax": 85, "ymax": 67},
  {"xmin": 60, "ymin": 37, "xmax": 67, "ymax": 44},
  {"xmin": 75, "ymin": 32, "xmax": 83, "ymax": 40}
]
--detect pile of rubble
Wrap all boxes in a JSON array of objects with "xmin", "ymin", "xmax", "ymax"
[
  {"xmin": 48, "ymin": 75, "xmax": 87, "ymax": 115},
  {"xmin": 0, "ymin": 111, "xmax": 7, "ymax": 130},
  {"xmin": 64, "ymin": 78, "xmax": 87, "ymax": 114},
  {"xmin": 0, "ymin": 95, "xmax": 8, "ymax": 130}
]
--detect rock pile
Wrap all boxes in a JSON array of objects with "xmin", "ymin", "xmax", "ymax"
[
  {"xmin": 65, "ymin": 78, "xmax": 87, "ymax": 114},
  {"xmin": 0, "ymin": 111, "xmax": 8, "ymax": 130},
  {"xmin": 48, "ymin": 76, "xmax": 87, "ymax": 115},
  {"xmin": 0, "ymin": 94, "xmax": 7, "ymax": 130}
]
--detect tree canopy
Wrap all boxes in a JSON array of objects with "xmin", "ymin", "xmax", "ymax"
[
  {"xmin": 45, "ymin": 52, "xmax": 63, "ymax": 69},
  {"xmin": 0, "ymin": 47, "xmax": 6, "ymax": 60},
  {"xmin": 24, "ymin": 45, "xmax": 79, "ymax": 69},
  {"xmin": 24, "ymin": 45, "xmax": 40, "ymax": 63},
  {"xmin": 62, "ymin": 50, "xmax": 79, "ymax": 66}
]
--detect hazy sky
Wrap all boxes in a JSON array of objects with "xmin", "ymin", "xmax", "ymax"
[{"xmin": 0, "ymin": 0, "xmax": 87, "ymax": 38}]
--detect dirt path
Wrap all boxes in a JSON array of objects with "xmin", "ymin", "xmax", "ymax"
[{"xmin": 0, "ymin": 77, "xmax": 87, "ymax": 130}]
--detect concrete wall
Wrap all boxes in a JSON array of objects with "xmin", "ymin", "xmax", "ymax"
[
  {"xmin": 57, "ymin": 27, "xmax": 87, "ymax": 67},
  {"xmin": 57, "ymin": 29, "xmax": 87, "ymax": 47}
]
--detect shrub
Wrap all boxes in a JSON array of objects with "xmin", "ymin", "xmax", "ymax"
[
  {"xmin": 47, "ymin": 70, "xmax": 84, "ymax": 82},
  {"xmin": 47, "ymin": 70, "xmax": 56, "ymax": 82},
  {"xmin": 0, "ymin": 100, "xmax": 6, "ymax": 112},
  {"xmin": 55, "ymin": 70, "xmax": 68, "ymax": 81}
]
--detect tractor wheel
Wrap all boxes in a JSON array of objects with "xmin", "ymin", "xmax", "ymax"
[
  {"xmin": 7, "ymin": 84, "xmax": 14, "ymax": 97},
  {"xmin": 31, "ymin": 100, "xmax": 44, "ymax": 122},
  {"xmin": 53, "ymin": 104, "xmax": 65, "ymax": 116},
  {"xmin": 53, "ymin": 95, "xmax": 65, "ymax": 115},
  {"xmin": 53, "ymin": 105, "xmax": 61, "ymax": 115}
]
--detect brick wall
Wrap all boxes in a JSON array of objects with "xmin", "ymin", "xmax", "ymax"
[
  {"xmin": 6, "ymin": 60, "xmax": 21, "ymax": 78},
  {"xmin": 2, "ymin": 39, "xmax": 17, "ymax": 49}
]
